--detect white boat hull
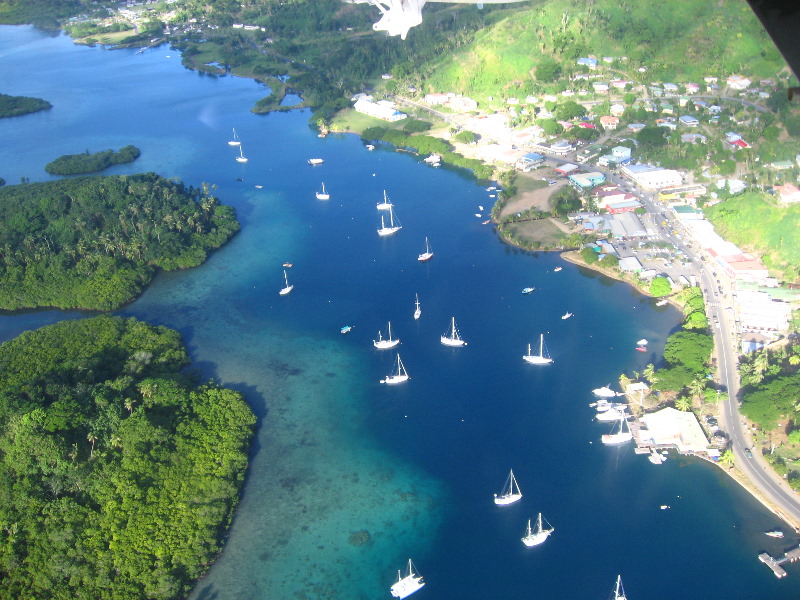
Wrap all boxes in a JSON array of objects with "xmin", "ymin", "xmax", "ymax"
[
  {"xmin": 390, "ymin": 575, "xmax": 424, "ymax": 598},
  {"xmin": 601, "ymin": 432, "xmax": 633, "ymax": 446},
  {"xmin": 279, "ymin": 285, "xmax": 293, "ymax": 296},
  {"xmin": 592, "ymin": 387, "xmax": 617, "ymax": 398},
  {"xmin": 441, "ymin": 336, "xmax": 467, "ymax": 347},
  {"xmin": 596, "ymin": 408, "xmax": 626, "ymax": 422},
  {"xmin": 523, "ymin": 355, "xmax": 552, "ymax": 365},
  {"xmin": 308, "ymin": 158, "xmax": 324, "ymax": 165},
  {"xmin": 377, "ymin": 202, "xmax": 392, "ymax": 210},
  {"xmin": 418, "ymin": 252, "xmax": 433, "ymax": 262},
  {"xmin": 378, "ymin": 226, "xmax": 401, "ymax": 236},
  {"xmin": 374, "ymin": 339, "xmax": 400, "ymax": 350},
  {"xmin": 235, "ymin": 157, "xmax": 248, "ymax": 163},
  {"xmin": 316, "ymin": 193, "xmax": 330, "ymax": 200},
  {"xmin": 414, "ymin": 309, "xmax": 421, "ymax": 320},
  {"xmin": 522, "ymin": 530, "xmax": 552, "ymax": 547},
  {"xmin": 382, "ymin": 374, "xmax": 409, "ymax": 385},
  {"xmin": 493, "ymin": 493, "xmax": 522, "ymax": 506}
]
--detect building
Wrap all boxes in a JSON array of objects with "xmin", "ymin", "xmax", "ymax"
[
  {"xmin": 530, "ymin": 140, "xmax": 575, "ymax": 156},
  {"xmin": 618, "ymin": 256, "xmax": 643, "ymax": 272},
  {"xmin": 599, "ymin": 115, "xmax": 619, "ymax": 130},
  {"xmin": 569, "ymin": 171, "xmax": 606, "ymax": 189},
  {"xmin": 679, "ymin": 115, "xmax": 699, "ymax": 127},
  {"xmin": 737, "ymin": 289, "xmax": 793, "ymax": 336},
  {"xmin": 681, "ymin": 133, "xmax": 707, "ymax": 144},
  {"xmin": 640, "ymin": 408, "xmax": 711, "ymax": 454},
  {"xmin": 577, "ymin": 57, "xmax": 598, "ymax": 69},
  {"xmin": 517, "ymin": 152, "xmax": 545, "ymax": 171},
  {"xmin": 659, "ymin": 184, "xmax": 707, "ymax": 203},
  {"xmin": 726, "ymin": 75, "xmax": 752, "ymax": 90},
  {"xmin": 423, "ymin": 92, "xmax": 449, "ymax": 105},
  {"xmin": 610, "ymin": 103, "xmax": 626, "ymax": 116},
  {"xmin": 628, "ymin": 123, "xmax": 647, "ymax": 133},
  {"xmin": 620, "ymin": 164, "xmax": 683, "ymax": 189},
  {"xmin": 554, "ymin": 163, "xmax": 580, "ymax": 176},
  {"xmin": 353, "ymin": 98, "xmax": 407, "ymax": 122},
  {"xmin": 773, "ymin": 183, "xmax": 800, "ymax": 204}
]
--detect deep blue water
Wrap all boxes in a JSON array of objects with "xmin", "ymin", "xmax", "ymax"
[{"xmin": 1, "ymin": 25, "xmax": 799, "ymax": 600}]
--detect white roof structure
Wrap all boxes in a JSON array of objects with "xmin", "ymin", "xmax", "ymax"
[
  {"xmin": 640, "ymin": 407, "xmax": 711, "ymax": 453},
  {"xmin": 737, "ymin": 290, "xmax": 793, "ymax": 335}
]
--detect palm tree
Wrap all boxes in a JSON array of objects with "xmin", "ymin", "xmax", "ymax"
[
  {"xmin": 124, "ymin": 398, "xmax": 135, "ymax": 416},
  {"xmin": 688, "ymin": 377, "xmax": 706, "ymax": 404},
  {"xmin": 719, "ymin": 449, "xmax": 735, "ymax": 468},
  {"xmin": 87, "ymin": 432, "xmax": 97, "ymax": 458},
  {"xmin": 674, "ymin": 396, "xmax": 692, "ymax": 411},
  {"xmin": 643, "ymin": 363, "xmax": 657, "ymax": 384}
]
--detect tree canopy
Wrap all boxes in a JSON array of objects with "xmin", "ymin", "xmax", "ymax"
[
  {"xmin": 0, "ymin": 173, "xmax": 239, "ymax": 310},
  {"xmin": 0, "ymin": 93, "xmax": 52, "ymax": 118},
  {"xmin": 0, "ymin": 315, "xmax": 255, "ymax": 600},
  {"xmin": 45, "ymin": 145, "xmax": 141, "ymax": 175}
]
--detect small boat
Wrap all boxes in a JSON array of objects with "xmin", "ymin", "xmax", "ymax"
[
  {"xmin": 522, "ymin": 287, "xmax": 535, "ymax": 294},
  {"xmin": 493, "ymin": 469, "xmax": 522, "ymax": 506},
  {"xmin": 596, "ymin": 406, "xmax": 627, "ymax": 422},
  {"xmin": 381, "ymin": 353, "xmax": 409, "ymax": 385},
  {"xmin": 374, "ymin": 321, "xmax": 400, "ymax": 350},
  {"xmin": 307, "ymin": 158, "xmax": 324, "ymax": 165},
  {"xmin": 660, "ymin": 505, "xmax": 670, "ymax": 510},
  {"xmin": 376, "ymin": 190, "xmax": 393, "ymax": 210},
  {"xmin": 390, "ymin": 559, "xmax": 424, "ymax": 599},
  {"xmin": 601, "ymin": 416, "xmax": 633, "ymax": 446},
  {"xmin": 765, "ymin": 529, "xmax": 785, "ymax": 538},
  {"xmin": 523, "ymin": 334, "xmax": 552, "ymax": 365},
  {"xmin": 377, "ymin": 205, "xmax": 402, "ymax": 236},
  {"xmin": 611, "ymin": 575, "xmax": 627, "ymax": 600},
  {"xmin": 413, "ymin": 294, "xmax": 421, "ymax": 320},
  {"xmin": 255, "ymin": 185, "xmax": 263, "ymax": 189},
  {"xmin": 637, "ymin": 338, "xmax": 648, "ymax": 346},
  {"xmin": 283, "ymin": 262, "xmax": 293, "ymax": 268},
  {"xmin": 228, "ymin": 128, "xmax": 241, "ymax": 146},
  {"xmin": 648, "ymin": 449, "xmax": 665, "ymax": 464},
  {"xmin": 561, "ymin": 312, "xmax": 573, "ymax": 320},
  {"xmin": 554, "ymin": 266, "xmax": 562, "ymax": 272},
  {"xmin": 235, "ymin": 145, "xmax": 248, "ymax": 163},
  {"xmin": 279, "ymin": 269, "xmax": 293, "ymax": 296},
  {"xmin": 315, "ymin": 182, "xmax": 330, "ymax": 200},
  {"xmin": 592, "ymin": 385, "xmax": 617, "ymax": 398},
  {"xmin": 521, "ymin": 513, "xmax": 554, "ymax": 547},
  {"xmin": 424, "ymin": 153, "xmax": 441, "ymax": 164},
  {"xmin": 478, "ymin": 205, "xmax": 484, "ymax": 211},
  {"xmin": 656, "ymin": 299, "xmax": 668, "ymax": 306},
  {"xmin": 486, "ymin": 186, "xmax": 496, "ymax": 191},
  {"xmin": 340, "ymin": 325, "xmax": 353, "ymax": 334},
  {"xmin": 366, "ymin": 144, "xmax": 375, "ymax": 151},
  {"xmin": 440, "ymin": 316, "xmax": 467, "ymax": 347},
  {"xmin": 475, "ymin": 213, "xmax": 482, "ymax": 218},
  {"xmin": 635, "ymin": 346, "xmax": 647, "ymax": 352},
  {"xmin": 482, "ymin": 219, "xmax": 492, "ymax": 225},
  {"xmin": 417, "ymin": 237, "xmax": 433, "ymax": 262}
]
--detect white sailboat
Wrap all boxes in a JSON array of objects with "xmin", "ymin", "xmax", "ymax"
[
  {"xmin": 417, "ymin": 237, "xmax": 433, "ymax": 262},
  {"xmin": 315, "ymin": 182, "xmax": 330, "ymax": 200},
  {"xmin": 413, "ymin": 294, "xmax": 421, "ymax": 320},
  {"xmin": 595, "ymin": 406, "xmax": 627, "ymax": 422},
  {"xmin": 390, "ymin": 559, "xmax": 425, "ymax": 599},
  {"xmin": 307, "ymin": 158, "xmax": 324, "ymax": 165},
  {"xmin": 440, "ymin": 316, "xmax": 467, "ymax": 347},
  {"xmin": 521, "ymin": 513, "xmax": 554, "ymax": 547},
  {"xmin": 376, "ymin": 190, "xmax": 393, "ymax": 210},
  {"xmin": 601, "ymin": 416, "xmax": 633, "ymax": 446},
  {"xmin": 278, "ymin": 269, "xmax": 293, "ymax": 295},
  {"xmin": 235, "ymin": 145, "xmax": 248, "ymax": 163},
  {"xmin": 381, "ymin": 353, "xmax": 409, "ymax": 385},
  {"xmin": 493, "ymin": 469, "xmax": 522, "ymax": 506},
  {"xmin": 373, "ymin": 321, "xmax": 400, "ymax": 349},
  {"xmin": 377, "ymin": 205, "xmax": 402, "ymax": 236},
  {"xmin": 522, "ymin": 334, "xmax": 552, "ymax": 365},
  {"xmin": 610, "ymin": 575, "xmax": 627, "ymax": 600},
  {"xmin": 227, "ymin": 128, "xmax": 241, "ymax": 146},
  {"xmin": 561, "ymin": 311, "xmax": 573, "ymax": 320}
]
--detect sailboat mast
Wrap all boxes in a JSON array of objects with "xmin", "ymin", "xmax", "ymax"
[{"xmin": 539, "ymin": 334, "xmax": 544, "ymax": 357}]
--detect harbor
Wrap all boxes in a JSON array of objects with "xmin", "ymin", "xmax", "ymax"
[{"xmin": 759, "ymin": 547, "xmax": 800, "ymax": 578}]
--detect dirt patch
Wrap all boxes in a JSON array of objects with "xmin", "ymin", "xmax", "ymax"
[{"xmin": 499, "ymin": 169, "xmax": 567, "ymax": 219}]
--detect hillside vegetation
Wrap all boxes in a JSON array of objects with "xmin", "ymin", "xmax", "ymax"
[
  {"xmin": 0, "ymin": 173, "xmax": 239, "ymax": 310},
  {"xmin": 0, "ymin": 315, "xmax": 255, "ymax": 600},
  {"xmin": 705, "ymin": 193, "xmax": 800, "ymax": 282}
]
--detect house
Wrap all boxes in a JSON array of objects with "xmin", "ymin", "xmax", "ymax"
[
  {"xmin": 554, "ymin": 163, "xmax": 580, "ymax": 176},
  {"xmin": 557, "ymin": 120, "xmax": 574, "ymax": 131},
  {"xmin": 517, "ymin": 152, "xmax": 546, "ymax": 171},
  {"xmin": 663, "ymin": 83, "xmax": 679, "ymax": 94},
  {"xmin": 684, "ymin": 83, "xmax": 700, "ymax": 94},
  {"xmin": 656, "ymin": 121, "xmax": 677, "ymax": 131},
  {"xmin": 577, "ymin": 122, "xmax": 597, "ymax": 129},
  {"xmin": 609, "ymin": 103, "xmax": 625, "ymax": 117},
  {"xmin": 726, "ymin": 138, "xmax": 750, "ymax": 151},
  {"xmin": 592, "ymin": 82, "xmax": 610, "ymax": 93},
  {"xmin": 773, "ymin": 183, "xmax": 800, "ymax": 204},
  {"xmin": 769, "ymin": 160, "xmax": 794, "ymax": 171},
  {"xmin": 506, "ymin": 97, "xmax": 519, "ymax": 105},
  {"xmin": 679, "ymin": 115, "xmax": 699, "ymax": 127},
  {"xmin": 599, "ymin": 115, "xmax": 619, "ymax": 130},
  {"xmin": 660, "ymin": 103, "xmax": 674, "ymax": 114},
  {"xmin": 577, "ymin": 57, "xmax": 598, "ymax": 69},
  {"xmin": 704, "ymin": 76, "xmax": 718, "ymax": 84},
  {"xmin": 681, "ymin": 133, "xmax": 707, "ymax": 144},
  {"xmin": 628, "ymin": 123, "xmax": 647, "ymax": 132},
  {"xmin": 726, "ymin": 75, "xmax": 752, "ymax": 90},
  {"xmin": 446, "ymin": 95, "xmax": 478, "ymax": 111},
  {"xmin": 353, "ymin": 98, "xmax": 407, "ymax": 122},
  {"xmin": 610, "ymin": 80, "xmax": 630, "ymax": 90},
  {"xmin": 423, "ymin": 92, "xmax": 449, "ymax": 106},
  {"xmin": 561, "ymin": 89, "xmax": 575, "ymax": 97}
]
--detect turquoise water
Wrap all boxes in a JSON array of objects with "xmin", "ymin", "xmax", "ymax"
[{"xmin": 1, "ymin": 25, "xmax": 799, "ymax": 600}]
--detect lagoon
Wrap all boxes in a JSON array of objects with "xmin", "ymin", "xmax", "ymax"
[{"xmin": 1, "ymin": 25, "xmax": 799, "ymax": 600}]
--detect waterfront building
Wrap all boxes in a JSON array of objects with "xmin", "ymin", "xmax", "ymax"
[{"xmin": 354, "ymin": 98, "xmax": 407, "ymax": 122}]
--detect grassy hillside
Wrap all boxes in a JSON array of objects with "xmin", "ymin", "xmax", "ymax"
[
  {"xmin": 422, "ymin": 0, "xmax": 786, "ymax": 98},
  {"xmin": 705, "ymin": 192, "xmax": 800, "ymax": 283}
]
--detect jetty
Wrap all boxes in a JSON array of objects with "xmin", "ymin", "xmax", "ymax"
[{"xmin": 758, "ymin": 546, "xmax": 800, "ymax": 578}]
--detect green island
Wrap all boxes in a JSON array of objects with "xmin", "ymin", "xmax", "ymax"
[
  {"xmin": 45, "ymin": 145, "xmax": 141, "ymax": 176},
  {"xmin": 0, "ymin": 315, "xmax": 256, "ymax": 600},
  {"xmin": 0, "ymin": 93, "xmax": 52, "ymax": 118},
  {"xmin": 0, "ymin": 173, "xmax": 239, "ymax": 311}
]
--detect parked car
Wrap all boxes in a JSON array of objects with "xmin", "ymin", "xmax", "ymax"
[{"xmin": 744, "ymin": 447, "xmax": 753, "ymax": 459}]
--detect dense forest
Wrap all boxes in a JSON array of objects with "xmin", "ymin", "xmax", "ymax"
[
  {"xmin": 0, "ymin": 93, "xmax": 52, "ymax": 118},
  {"xmin": 0, "ymin": 315, "xmax": 256, "ymax": 599},
  {"xmin": 45, "ymin": 145, "xmax": 141, "ymax": 175},
  {"xmin": 0, "ymin": 173, "xmax": 239, "ymax": 310}
]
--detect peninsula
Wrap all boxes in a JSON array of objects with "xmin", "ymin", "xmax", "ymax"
[
  {"xmin": 0, "ymin": 92, "xmax": 51, "ymax": 118},
  {"xmin": 45, "ymin": 145, "xmax": 141, "ymax": 175}
]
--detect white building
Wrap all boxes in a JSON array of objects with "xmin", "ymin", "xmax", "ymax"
[
  {"xmin": 640, "ymin": 407, "xmax": 711, "ymax": 454},
  {"xmin": 353, "ymin": 98, "xmax": 407, "ymax": 122},
  {"xmin": 620, "ymin": 164, "xmax": 683, "ymax": 189}
]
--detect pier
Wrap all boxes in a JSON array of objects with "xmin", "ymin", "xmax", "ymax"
[{"xmin": 758, "ymin": 547, "xmax": 800, "ymax": 578}]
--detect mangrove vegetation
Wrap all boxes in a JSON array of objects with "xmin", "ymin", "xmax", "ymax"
[{"xmin": 45, "ymin": 145, "xmax": 141, "ymax": 176}]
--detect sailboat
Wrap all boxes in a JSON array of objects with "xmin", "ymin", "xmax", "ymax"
[
  {"xmin": 377, "ymin": 205, "xmax": 402, "ymax": 236},
  {"xmin": 610, "ymin": 575, "xmax": 627, "ymax": 600},
  {"xmin": 522, "ymin": 334, "xmax": 552, "ymax": 365},
  {"xmin": 440, "ymin": 317, "xmax": 467, "ymax": 347},
  {"xmin": 390, "ymin": 559, "xmax": 425, "ymax": 599},
  {"xmin": 417, "ymin": 237, "xmax": 433, "ymax": 262},
  {"xmin": 315, "ymin": 182, "xmax": 330, "ymax": 200},
  {"xmin": 595, "ymin": 405, "xmax": 627, "ymax": 422},
  {"xmin": 227, "ymin": 128, "xmax": 241, "ymax": 146},
  {"xmin": 521, "ymin": 513, "xmax": 554, "ymax": 547},
  {"xmin": 561, "ymin": 311, "xmax": 573, "ymax": 319},
  {"xmin": 373, "ymin": 321, "xmax": 400, "ymax": 349},
  {"xmin": 381, "ymin": 353, "xmax": 409, "ymax": 385},
  {"xmin": 376, "ymin": 190, "xmax": 393, "ymax": 210},
  {"xmin": 278, "ymin": 269, "xmax": 293, "ymax": 295},
  {"xmin": 235, "ymin": 145, "xmax": 248, "ymax": 163},
  {"xmin": 601, "ymin": 416, "xmax": 633, "ymax": 446},
  {"xmin": 413, "ymin": 294, "xmax": 421, "ymax": 320},
  {"xmin": 493, "ymin": 469, "xmax": 522, "ymax": 506}
]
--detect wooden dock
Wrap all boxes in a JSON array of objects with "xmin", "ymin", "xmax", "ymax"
[{"xmin": 759, "ymin": 546, "xmax": 800, "ymax": 578}]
